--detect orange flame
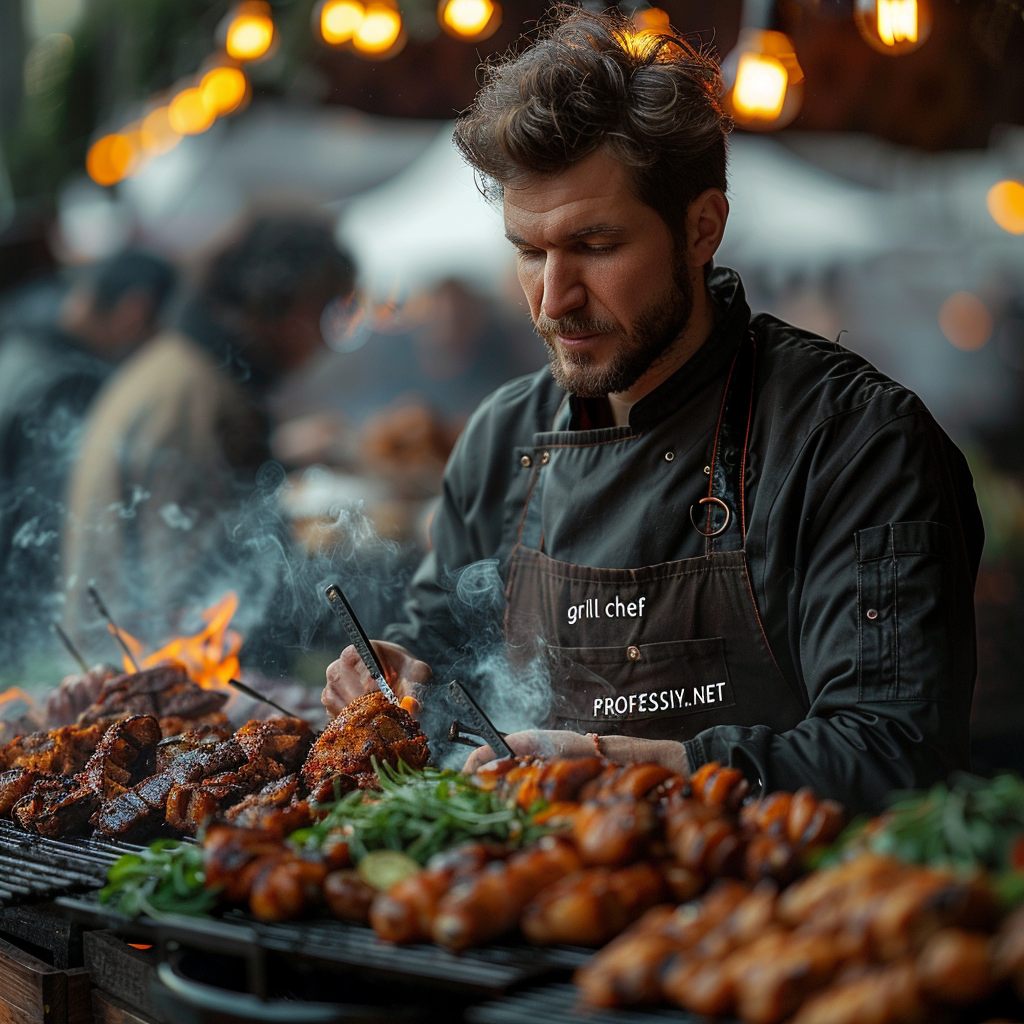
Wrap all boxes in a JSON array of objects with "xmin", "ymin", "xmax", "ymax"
[
  {"xmin": 117, "ymin": 592, "xmax": 242, "ymax": 690},
  {"xmin": 0, "ymin": 687, "xmax": 39, "ymax": 718}
]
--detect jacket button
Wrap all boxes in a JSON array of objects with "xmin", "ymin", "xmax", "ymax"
[
  {"xmin": 866, "ymin": 608, "xmax": 878, "ymax": 620},
  {"xmin": 627, "ymin": 645, "xmax": 641, "ymax": 661},
  {"xmin": 664, "ymin": 451, "xmax": 674, "ymax": 462},
  {"xmin": 520, "ymin": 455, "xmax": 532, "ymax": 468},
  {"xmin": 541, "ymin": 451, "xmax": 550, "ymax": 465}
]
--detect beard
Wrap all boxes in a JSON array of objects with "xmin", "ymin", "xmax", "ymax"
[{"xmin": 535, "ymin": 266, "xmax": 694, "ymax": 399}]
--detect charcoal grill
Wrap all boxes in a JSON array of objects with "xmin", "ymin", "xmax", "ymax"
[{"xmin": 0, "ymin": 820, "xmax": 144, "ymax": 907}]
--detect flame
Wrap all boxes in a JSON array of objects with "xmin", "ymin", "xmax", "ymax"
[
  {"xmin": 0, "ymin": 687, "xmax": 40, "ymax": 720},
  {"xmin": 118, "ymin": 593, "xmax": 242, "ymax": 690}
]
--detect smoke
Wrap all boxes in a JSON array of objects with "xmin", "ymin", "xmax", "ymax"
[{"xmin": 424, "ymin": 559, "xmax": 554, "ymax": 768}]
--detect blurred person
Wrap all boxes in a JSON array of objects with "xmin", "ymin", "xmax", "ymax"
[
  {"xmin": 0, "ymin": 249, "xmax": 175, "ymax": 665},
  {"xmin": 61, "ymin": 217, "xmax": 355, "ymax": 656}
]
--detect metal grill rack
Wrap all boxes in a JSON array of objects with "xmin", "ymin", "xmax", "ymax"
[
  {"xmin": 58, "ymin": 892, "xmax": 592, "ymax": 997},
  {"xmin": 468, "ymin": 981, "xmax": 719, "ymax": 1024},
  {"xmin": 0, "ymin": 820, "xmax": 144, "ymax": 907}
]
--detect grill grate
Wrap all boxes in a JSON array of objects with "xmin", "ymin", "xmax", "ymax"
[
  {"xmin": 58, "ymin": 891, "xmax": 592, "ymax": 996},
  {"xmin": 468, "ymin": 982, "xmax": 723, "ymax": 1024},
  {"xmin": 0, "ymin": 819, "xmax": 145, "ymax": 907}
]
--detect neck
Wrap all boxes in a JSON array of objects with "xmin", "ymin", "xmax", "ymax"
[{"xmin": 607, "ymin": 278, "xmax": 715, "ymax": 428}]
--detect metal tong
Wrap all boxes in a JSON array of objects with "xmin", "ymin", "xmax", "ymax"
[
  {"xmin": 447, "ymin": 680, "xmax": 513, "ymax": 759},
  {"xmin": 324, "ymin": 583, "xmax": 399, "ymax": 705}
]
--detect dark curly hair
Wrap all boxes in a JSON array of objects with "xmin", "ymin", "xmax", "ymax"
[{"xmin": 454, "ymin": 5, "xmax": 731, "ymax": 241}]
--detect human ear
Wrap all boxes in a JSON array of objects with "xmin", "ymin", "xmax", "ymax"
[{"xmin": 685, "ymin": 188, "xmax": 729, "ymax": 268}]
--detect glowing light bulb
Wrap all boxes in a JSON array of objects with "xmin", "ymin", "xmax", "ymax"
[
  {"xmin": 140, "ymin": 106, "xmax": 181, "ymax": 155},
  {"xmin": 320, "ymin": 0, "xmax": 366, "ymax": 44},
  {"xmin": 987, "ymin": 181, "xmax": 1024, "ymax": 235},
  {"xmin": 86, "ymin": 134, "xmax": 137, "ymax": 187},
  {"xmin": 223, "ymin": 1, "xmax": 275, "ymax": 62},
  {"xmin": 724, "ymin": 30, "xmax": 803, "ymax": 130},
  {"xmin": 855, "ymin": 0, "xmax": 931, "ymax": 54},
  {"xmin": 939, "ymin": 292, "xmax": 993, "ymax": 352},
  {"xmin": 352, "ymin": 5, "xmax": 404, "ymax": 56},
  {"xmin": 438, "ymin": 0, "xmax": 500, "ymax": 41},
  {"xmin": 168, "ymin": 87, "xmax": 216, "ymax": 135},
  {"xmin": 200, "ymin": 66, "xmax": 249, "ymax": 116}
]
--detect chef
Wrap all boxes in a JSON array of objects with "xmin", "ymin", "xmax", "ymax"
[{"xmin": 322, "ymin": 6, "xmax": 983, "ymax": 811}]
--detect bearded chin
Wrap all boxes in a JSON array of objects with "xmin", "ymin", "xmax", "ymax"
[{"xmin": 543, "ymin": 273, "xmax": 694, "ymax": 399}]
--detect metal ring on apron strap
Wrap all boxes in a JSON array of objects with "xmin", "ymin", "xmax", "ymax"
[{"xmin": 689, "ymin": 496, "xmax": 731, "ymax": 537}]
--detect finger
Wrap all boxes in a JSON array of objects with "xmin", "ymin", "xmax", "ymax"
[
  {"xmin": 404, "ymin": 659, "xmax": 433, "ymax": 686},
  {"xmin": 461, "ymin": 744, "xmax": 496, "ymax": 774}
]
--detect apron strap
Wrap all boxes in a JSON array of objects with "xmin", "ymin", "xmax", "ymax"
[{"xmin": 699, "ymin": 328, "xmax": 757, "ymax": 555}]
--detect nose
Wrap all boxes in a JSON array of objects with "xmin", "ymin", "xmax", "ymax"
[{"xmin": 541, "ymin": 254, "xmax": 586, "ymax": 322}]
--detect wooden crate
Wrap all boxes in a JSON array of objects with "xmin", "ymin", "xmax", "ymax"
[
  {"xmin": 0, "ymin": 934, "xmax": 90, "ymax": 1024},
  {"xmin": 91, "ymin": 990, "xmax": 159, "ymax": 1024},
  {"xmin": 83, "ymin": 932, "xmax": 162, "ymax": 1024}
]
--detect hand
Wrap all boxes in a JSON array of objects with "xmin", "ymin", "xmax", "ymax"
[
  {"xmin": 461, "ymin": 729, "xmax": 598, "ymax": 774},
  {"xmin": 321, "ymin": 640, "xmax": 432, "ymax": 718}
]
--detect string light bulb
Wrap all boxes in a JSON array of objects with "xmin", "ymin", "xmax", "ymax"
[
  {"xmin": 221, "ymin": 1, "xmax": 276, "ymax": 62},
  {"xmin": 168, "ymin": 87, "xmax": 216, "ymax": 135},
  {"xmin": 86, "ymin": 134, "xmax": 138, "ymax": 187},
  {"xmin": 351, "ymin": 4, "xmax": 405, "ymax": 57},
  {"xmin": 438, "ymin": 0, "xmax": 501, "ymax": 42},
  {"xmin": 200, "ymin": 65, "xmax": 250, "ymax": 117},
  {"xmin": 723, "ymin": 29, "xmax": 803, "ymax": 131},
  {"xmin": 987, "ymin": 181, "xmax": 1024, "ymax": 235},
  {"xmin": 854, "ymin": 0, "xmax": 932, "ymax": 54},
  {"xmin": 318, "ymin": 0, "xmax": 366, "ymax": 44}
]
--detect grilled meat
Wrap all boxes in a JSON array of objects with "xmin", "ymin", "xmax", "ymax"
[
  {"xmin": 44, "ymin": 665, "xmax": 119, "ymax": 728},
  {"xmin": 12, "ymin": 776, "xmax": 99, "ymax": 837},
  {"xmin": 79, "ymin": 715, "xmax": 162, "ymax": 800},
  {"xmin": 234, "ymin": 718, "xmax": 313, "ymax": 772},
  {"xmin": 2, "ymin": 723, "xmax": 107, "ymax": 775},
  {"xmin": 0, "ymin": 768, "xmax": 46, "ymax": 817},
  {"xmin": 156, "ymin": 724, "xmax": 232, "ymax": 771},
  {"xmin": 324, "ymin": 870, "xmax": 376, "ymax": 924},
  {"xmin": 221, "ymin": 774, "xmax": 313, "ymax": 834},
  {"xmin": 302, "ymin": 691, "xmax": 429, "ymax": 790},
  {"xmin": 94, "ymin": 738, "xmax": 246, "ymax": 838},
  {"xmin": 165, "ymin": 757, "xmax": 287, "ymax": 835},
  {"xmin": 76, "ymin": 665, "xmax": 228, "ymax": 728}
]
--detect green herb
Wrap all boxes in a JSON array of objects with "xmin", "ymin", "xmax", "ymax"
[
  {"xmin": 99, "ymin": 840, "xmax": 219, "ymax": 918},
  {"xmin": 829, "ymin": 772, "xmax": 1024, "ymax": 906},
  {"xmin": 291, "ymin": 759, "xmax": 550, "ymax": 865}
]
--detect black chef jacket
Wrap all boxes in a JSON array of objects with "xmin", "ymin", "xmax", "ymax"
[{"xmin": 384, "ymin": 267, "xmax": 984, "ymax": 812}]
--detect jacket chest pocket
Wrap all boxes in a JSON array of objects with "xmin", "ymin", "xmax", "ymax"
[
  {"xmin": 547, "ymin": 637, "xmax": 736, "ymax": 725},
  {"xmin": 856, "ymin": 521, "xmax": 953, "ymax": 702}
]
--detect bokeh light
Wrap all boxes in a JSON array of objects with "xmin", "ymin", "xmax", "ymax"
[
  {"xmin": 987, "ymin": 181, "xmax": 1024, "ymax": 235},
  {"xmin": 438, "ymin": 0, "xmax": 501, "ymax": 41},
  {"xmin": 200, "ymin": 66, "xmax": 249, "ymax": 117},
  {"xmin": 168, "ymin": 87, "xmax": 216, "ymax": 135},
  {"xmin": 140, "ymin": 106, "xmax": 182, "ymax": 155},
  {"xmin": 352, "ymin": 5, "xmax": 404, "ymax": 56},
  {"xmin": 86, "ymin": 133, "xmax": 137, "ymax": 187},
  {"xmin": 224, "ymin": 2, "xmax": 275, "ymax": 62},
  {"xmin": 725, "ymin": 30, "xmax": 803, "ymax": 131},
  {"xmin": 939, "ymin": 292, "xmax": 994, "ymax": 352},
  {"xmin": 733, "ymin": 54, "xmax": 788, "ymax": 121},
  {"xmin": 320, "ymin": 0, "xmax": 366, "ymax": 44},
  {"xmin": 855, "ymin": 0, "xmax": 932, "ymax": 54}
]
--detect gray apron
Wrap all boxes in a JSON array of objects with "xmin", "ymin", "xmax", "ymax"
[{"xmin": 504, "ymin": 331, "xmax": 808, "ymax": 741}]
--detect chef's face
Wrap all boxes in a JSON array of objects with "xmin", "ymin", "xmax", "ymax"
[{"xmin": 503, "ymin": 148, "xmax": 692, "ymax": 398}]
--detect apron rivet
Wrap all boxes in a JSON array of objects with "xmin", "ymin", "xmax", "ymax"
[
  {"xmin": 664, "ymin": 451, "xmax": 674, "ymax": 462},
  {"xmin": 627, "ymin": 645, "xmax": 641, "ymax": 661},
  {"xmin": 520, "ymin": 454, "xmax": 532, "ymax": 468},
  {"xmin": 541, "ymin": 451, "xmax": 550, "ymax": 465},
  {"xmin": 866, "ymin": 608, "xmax": 879, "ymax": 620},
  {"xmin": 704, "ymin": 465, "xmax": 711, "ymax": 475}
]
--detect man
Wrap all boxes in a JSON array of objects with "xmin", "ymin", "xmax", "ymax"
[
  {"xmin": 0, "ymin": 250, "xmax": 175, "ymax": 663},
  {"xmin": 321, "ymin": 9, "xmax": 983, "ymax": 812},
  {"xmin": 61, "ymin": 217, "xmax": 355, "ymax": 656}
]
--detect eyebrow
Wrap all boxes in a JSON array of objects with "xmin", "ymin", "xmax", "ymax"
[{"xmin": 504, "ymin": 224, "xmax": 625, "ymax": 246}]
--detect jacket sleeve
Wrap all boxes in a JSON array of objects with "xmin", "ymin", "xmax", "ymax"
[{"xmin": 684, "ymin": 405, "xmax": 984, "ymax": 814}]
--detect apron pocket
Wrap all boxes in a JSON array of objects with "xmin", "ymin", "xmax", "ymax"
[{"xmin": 548, "ymin": 636, "xmax": 736, "ymax": 728}]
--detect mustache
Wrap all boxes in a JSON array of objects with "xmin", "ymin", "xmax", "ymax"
[{"xmin": 535, "ymin": 312, "xmax": 617, "ymax": 341}]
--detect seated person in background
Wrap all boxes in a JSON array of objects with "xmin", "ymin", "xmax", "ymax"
[
  {"xmin": 61, "ymin": 217, "xmax": 355, "ymax": 659},
  {"xmin": 0, "ymin": 250, "xmax": 175, "ymax": 666}
]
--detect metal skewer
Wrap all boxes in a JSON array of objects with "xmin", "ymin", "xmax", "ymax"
[
  {"xmin": 226, "ymin": 678, "xmax": 301, "ymax": 719},
  {"xmin": 86, "ymin": 584, "xmax": 141, "ymax": 672},
  {"xmin": 51, "ymin": 623, "xmax": 89, "ymax": 673},
  {"xmin": 447, "ymin": 681, "xmax": 513, "ymax": 759},
  {"xmin": 448, "ymin": 719, "xmax": 484, "ymax": 748},
  {"xmin": 323, "ymin": 583, "xmax": 400, "ymax": 705}
]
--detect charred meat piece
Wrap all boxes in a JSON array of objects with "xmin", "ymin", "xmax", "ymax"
[
  {"xmin": 79, "ymin": 715, "xmax": 162, "ymax": 800},
  {"xmin": 204, "ymin": 824, "xmax": 291, "ymax": 902},
  {"xmin": 156, "ymin": 724, "xmax": 232, "ymax": 771},
  {"xmin": 324, "ymin": 870, "xmax": 377, "ymax": 924},
  {"xmin": 234, "ymin": 718, "xmax": 313, "ymax": 772},
  {"xmin": 94, "ymin": 738, "xmax": 246, "ymax": 839},
  {"xmin": 2, "ymin": 723, "xmax": 107, "ymax": 775},
  {"xmin": 76, "ymin": 665, "xmax": 228, "ymax": 728},
  {"xmin": 165, "ymin": 758, "xmax": 287, "ymax": 835},
  {"xmin": 156, "ymin": 713, "xmax": 230, "ymax": 738},
  {"xmin": 302, "ymin": 691, "xmax": 429, "ymax": 790},
  {"xmin": 222, "ymin": 775, "xmax": 301, "ymax": 828},
  {"xmin": 0, "ymin": 768, "xmax": 46, "ymax": 817},
  {"xmin": 45, "ymin": 665, "xmax": 118, "ymax": 728},
  {"xmin": 12, "ymin": 776, "xmax": 99, "ymax": 837},
  {"xmin": 572, "ymin": 798, "xmax": 659, "ymax": 867}
]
